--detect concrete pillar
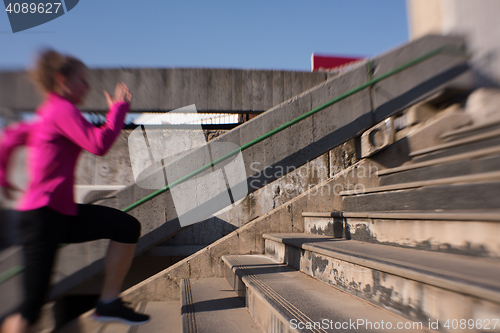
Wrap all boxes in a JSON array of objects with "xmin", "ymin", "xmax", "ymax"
[{"xmin": 407, "ymin": 0, "xmax": 500, "ymax": 86}]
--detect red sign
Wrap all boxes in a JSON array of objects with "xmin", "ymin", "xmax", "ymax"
[{"xmin": 311, "ymin": 53, "xmax": 364, "ymax": 72}]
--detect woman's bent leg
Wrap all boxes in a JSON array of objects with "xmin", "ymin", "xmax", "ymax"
[
  {"xmin": 65, "ymin": 205, "xmax": 148, "ymax": 324},
  {"xmin": 65, "ymin": 204, "xmax": 142, "ymax": 299},
  {"xmin": 100, "ymin": 241, "xmax": 136, "ymax": 300}
]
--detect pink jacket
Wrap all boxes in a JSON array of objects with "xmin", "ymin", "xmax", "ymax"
[{"xmin": 0, "ymin": 92, "xmax": 129, "ymax": 215}]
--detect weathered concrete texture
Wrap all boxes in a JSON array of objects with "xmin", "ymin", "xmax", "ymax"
[
  {"xmin": 378, "ymin": 151, "xmax": 500, "ymax": 186},
  {"xmin": 465, "ymin": 88, "xmax": 500, "ymax": 125},
  {"xmin": 95, "ymin": 133, "xmax": 135, "ymax": 186},
  {"xmin": 264, "ymin": 239, "xmax": 285, "ymax": 263},
  {"xmin": 477, "ymin": 155, "xmax": 500, "ymax": 173},
  {"xmin": 298, "ymin": 249, "xmax": 500, "ymax": 330},
  {"xmin": 361, "ymin": 118, "xmax": 395, "ymax": 158},
  {"xmin": 370, "ymin": 35, "xmax": 472, "ymax": 123},
  {"xmin": 13, "ymin": 72, "xmax": 41, "ymax": 110},
  {"xmin": 0, "ymin": 68, "xmax": 327, "ymax": 112},
  {"xmin": 74, "ymin": 152, "xmax": 96, "ymax": 186},
  {"xmin": 194, "ymin": 35, "xmax": 469, "ymax": 195},
  {"xmin": 403, "ymin": 100, "xmax": 439, "ymax": 127},
  {"xmin": 343, "ymin": 181, "xmax": 500, "ymax": 212},
  {"xmin": 329, "ymin": 138, "xmax": 360, "ymax": 178},
  {"xmin": 0, "ymin": 72, "xmax": 19, "ymax": 109},
  {"xmin": 378, "ymin": 159, "xmax": 472, "ymax": 186},
  {"xmin": 74, "ymin": 128, "xmax": 229, "ymax": 189},
  {"xmin": 304, "ymin": 216, "xmax": 344, "ymax": 238},
  {"xmin": 181, "ymin": 278, "xmax": 261, "ymax": 333},
  {"xmin": 413, "ymin": 136, "xmax": 500, "ymax": 165},
  {"xmin": 225, "ymin": 65, "xmax": 372, "ymax": 194},
  {"xmin": 158, "ymin": 217, "xmax": 238, "ymax": 247},
  {"xmin": 264, "ymin": 235, "xmax": 500, "ymax": 330},
  {"xmin": 344, "ymin": 217, "xmax": 500, "ymax": 259},
  {"xmin": 398, "ymin": 104, "xmax": 472, "ymax": 153},
  {"xmin": 224, "ymin": 254, "xmax": 425, "ymax": 333},
  {"xmin": 442, "ymin": 121, "xmax": 500, "ymax": 143}
]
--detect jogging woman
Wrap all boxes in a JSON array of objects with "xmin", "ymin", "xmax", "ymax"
[{"xmin": 0, "ymin": 50, "xmax": 149, "ymax": 333}]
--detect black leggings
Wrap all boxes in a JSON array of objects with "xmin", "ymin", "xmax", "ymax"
[{"xmin": 18, "ymin": 204, "xmax": 141, "ymax": 324}]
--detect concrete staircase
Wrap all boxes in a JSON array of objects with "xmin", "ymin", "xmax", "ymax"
[{"xmin": 174, "ymin": 113, "xmax": 500, "ymax": 333}]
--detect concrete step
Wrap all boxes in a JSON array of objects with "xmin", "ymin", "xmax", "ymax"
[
  {"xmin": 263, "ymin": 233, "xmax": 500, "ymax": 331},
  {"xmin": 181, "ymin": 278, "xmax": 262, "ymax": 333},
  {"xmin": 83, "ymin": 301, "xmax": 181, "ymax": 333},
  {"xmin": 377, "ymin": 146, "xmax": 500, "ymax": 186},
  {"xmin": 223, "ymin": 254, "xmax": 426, "ymax": 333},
  {"xmin": 342, "ymin": 169, "xmax": 500, "ymax": 196},
  {"xmin": 136, "ymin": 301, "xmax": 181, "ymax": 333},
  {"xmin": 302, "ymin": 211, "xmax": 500, "ymax": 259},
  {"xmin": 440, "ymin": 119, "xmax": 500, "ymax": 142},
  {"xmin": 341, "ymin": 178, "xmax": 500, "ymax": 211},
  {"xmin": 409, "ymin": 127, "xmax": 500, "ymax": 162}
]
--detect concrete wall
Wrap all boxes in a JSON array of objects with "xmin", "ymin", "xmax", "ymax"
[
  {"xmin": 0, "ymin": 68, "xmax": 327, "ymax": 112},
  {"xmin": 407, "ymin": 0, "xmax": 500, "ymax": 86}
]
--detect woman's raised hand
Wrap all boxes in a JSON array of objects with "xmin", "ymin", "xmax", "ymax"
[{"xmin": 104, "ymin": 82, "xmax": 132, "ymax": 108}]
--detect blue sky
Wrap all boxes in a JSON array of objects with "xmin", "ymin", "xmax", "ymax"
[{"xmin": 0, "ymin": 0, "xmax": 409, "ymax": 71}]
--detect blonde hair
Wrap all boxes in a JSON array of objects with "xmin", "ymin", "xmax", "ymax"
[{"xmin": 32, "ymin": 49, "xmax": 85, "ymax": 93}]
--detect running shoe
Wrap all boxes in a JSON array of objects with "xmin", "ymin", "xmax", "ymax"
[{"xmin": 92, "ymin": 298, "xmax": 150, "ymax": 325}]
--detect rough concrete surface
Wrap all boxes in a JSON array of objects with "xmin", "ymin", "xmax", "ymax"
[
  {"xmin": 465, "ymin": 88, "xmax": 500, "ymax": 125},
  {"xmin": 0, "ymin": 69, "xmax": 327, "ymax": 112},
  {"xmin": 225, "ymin": 254, "xmax": 427, "ymax": 333},
  {"xmin": 264, "ymin": 234, "xmax": 500, "ymax": 330},
  {"xmin": 402, "ymin": 104, "xmax": 472, "ymax": 152},
  {"xmin": 344, "ymin": 216, "xmax": 500, "ymax": 258}
]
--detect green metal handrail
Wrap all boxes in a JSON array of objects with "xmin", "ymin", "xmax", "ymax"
[
  {"xmin": 0, "ymin": 44, "xmax": 467, "ymax": 286},
  {"xmin": 122, "ymin": 44, "xmax": 464, "ymax": 212}
]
